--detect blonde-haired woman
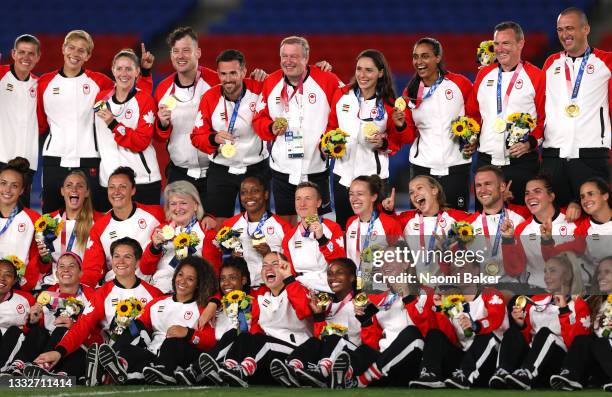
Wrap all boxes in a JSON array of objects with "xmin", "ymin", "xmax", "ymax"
[
  {"xmin": 38, "ymin": 170, "xmax": 102, "ymax": 286},
  {"xmin": 140, "ymin": 180, "xmax": 221, "ymax": 293}
]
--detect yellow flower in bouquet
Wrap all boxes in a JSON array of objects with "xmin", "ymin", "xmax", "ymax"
[
  {"xmin": 321, "ymin": 128, "xmax": 349, "ymax": 159},
  {"xmin": 173, "ymin": 232, "xmax": 191, "ymax": 249},
  {"xmin": 608, "ymin": 294, "xmax": 612, "ymax": 304},
  {"xmin": 115, "ymin": 300, "xmax": 133, "ymax": 317},
  {"xmin": 477, "ymin": 40, "xmax": 496, "ymax": 66},
  {"xmin": 224, "ymin": 290, "xmax": 246, "ymax": 304},
  {"xmin": 451, "ymin": 119, "xmax": 469, "ymax": 138},
  {"xmin": 216, "ymin": 226, "xmax": 231, "ymax": 241},
  {"xmin": 507, "ymin": 112, "xmax": 521, "ymax": 123},
  {"xmin": 443, "ymin": 294, "xmax": 465, "ymax": 307},
  {"xmin": 467, "ymin": 118, "xmax": 480, "ymax": 133},
  {"xmin": 4, "ymin": 255, "xmax": 25, "ymax": 277},
  {"xmin": 34, "ymin": 217, "xmax": 48, "ymax": 232}
]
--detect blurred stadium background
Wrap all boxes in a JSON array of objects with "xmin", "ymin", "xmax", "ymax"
[{"xmin": 1, "ymin": 0, "xmax": 610, "ymax": 211}]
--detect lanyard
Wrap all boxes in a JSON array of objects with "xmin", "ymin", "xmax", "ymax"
[
  {"xmin": 415, "ymin": 74, "xmax": 444, "ymax": 108},
  {"xmin": 419, "ymin": 212, "xmax": 443, "ymax": 265},
  {"xmin": 0, "ymin": 206, "xmax": 19, "ymax": 237},
  {"xmin": 496, "ymin": 62, "xmax": 523, "ymax": 116},
  {"xmin": 280, "ymin": 71, "xmax": 306, "ymax": 113},
  {"xmin": 481, "ymin": 208, "xmax": 505, "ymax": 257},
  {"xmin": 355, "ymin": 210, "xmax": 378, "ymax": 263},
  {"xmin": 60, "ymin": 212, "xmax": 77, "ymax": 254},
  {"xmin": 244, "ymin": 212, "xmax": 269, "ymax": 238},
  {"xmin": 562, "ymin": 47, "xmax": 591, "ymax": 103},
  {"xmin": 355, "ymin": 88, "xmax": 385, "ymax": 121},
  {"xmin": 379, "ymin": 291, "xmax": 399, "ymax": 310},
  {"xmin": 326, "ymin": 291, "xmax": 354, "ymax": 318},
  {"xmin": 169, "ymin": 68, "xmax": 202, "ymax": 102},
  {"xmin": 223, "ymin": 93, "xmax": 243, "ymax": 135},
  {"xmin": 185, "ymin": 216, "xmax": 198, "ymax": 233}
]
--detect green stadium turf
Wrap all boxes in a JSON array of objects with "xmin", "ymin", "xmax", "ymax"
[{"xmin": 1, "ymin": 386, "xmax": 610, "ymax": 397}]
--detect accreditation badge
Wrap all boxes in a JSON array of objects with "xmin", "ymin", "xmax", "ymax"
[{"xmin": 285, "ymin": 129, "xmax": 305, "ymax": 159}]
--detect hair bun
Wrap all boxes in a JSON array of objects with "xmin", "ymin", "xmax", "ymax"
[{"xmin": 6, "ymin": 157, "xmax": 30, "ymax": 173}]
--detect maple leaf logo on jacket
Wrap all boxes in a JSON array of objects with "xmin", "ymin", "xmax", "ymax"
[{"xmin": 143, "ymin": 110, "xmax": 155, "ymax": 125}]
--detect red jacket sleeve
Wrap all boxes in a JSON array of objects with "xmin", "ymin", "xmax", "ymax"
[
  {"xmin": 360, "ymin": 315, "xmax": 383, "ymax": 351},
  {"xmin": 405, "ymin": 293, "xmax": 436, "ymax": 337},
  {"xmin": 284, "ymin": 278, "xmax": 313, "ymax": 320},
  {"xmin": 36, "ymin": 72, "xmax": 55, "ymax": 134},
  {"xmin": 136, "ymin": 73, "xmax": 153, "ymax": 95},
  {"xmin": 524, "ymin": 63, "xmax": 546, "ymax": 142},
  {"xmin": 56, "ymin": 285, "xmax": 108, "ymax": 356},
  {"xmin": 189, "ymin": 322, "xmax": 217, "ymax": 351},
  {"xmin": 475, "ymin": 289, "xmax": 506, "ymax": 334},
  {"xmin": 202, "ymin": 229, "xmax": 222, "ymax": 274},
  {"xmin": 434, "ymin": 312, "xmax": 460, "ymax": 346},
  {"xmin": 248, "ymin": 296, "xmax": 265, "ymax": 335},
  {"xmin": 464, "ymin": 66, "xmax": 493, "ymax": 126},
  {"xmin": 153, "ymin": 78, "xmax": 174, "ymax": 141},
  {"xmin": 319, "ymin": 220, "xmax": 346, "ymax": 263},
  {"xmin": 252, "ymin": 74, "xmax": 278, "ymax": 142},
  {"xmin": 191, "ymin": 87, "xmax": 220, "ymax": 154},
  {"xmin": 541, "ymin": 216, "xmax": 587, "ymax": 260},
  {"xmin": 325, "ymin": 89, "xmax": 342, "ymax": 132},
  {"xmin": 81, "ymin": 219, "xmax": 109, "ymax": 288},
  {"xmin": 110, "ymin": 93, "xmax": 156, "ymax": 152},
  {"xmin": 501, "ymin": 221, "xmax": 528, "ymax": 277},
  {"xmin": 558, "ymin": 297, "xmax": 591, "ymax": 348}
]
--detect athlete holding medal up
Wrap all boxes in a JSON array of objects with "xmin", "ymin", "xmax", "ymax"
[
  {"xmin": 191, "ymin": 50, "xmax": 270, "ymax": 226},
  {"xmin": 541, "ymin": 7, "xmax": 612, "ymax": 207}
]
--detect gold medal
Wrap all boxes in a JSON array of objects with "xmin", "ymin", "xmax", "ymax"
[
  {"xmin": 161, "ymin": 95, "xmax": 177, "ymax": 111},
  {"xmin": 514, "ymin": 295, "xmax": 528, "ymax": 310},
  {"xmin": 363, "ymin": 122, "xmax": 378, "ymax": 138},
  {"xmin": 492, "ymin": 117, "xmax": 507, "ymax": 133},
  {"xmin": 37, "ymin": 291, "xmax": 51, "ymax": 305},
  {"xmin": 93, "ymin": 100, "xmax": 107, "ymax": 113},
  {"xmin": 565, "ymin": 104, "xmax": 579, "ymax": 117},
  {"xmin": 317, "ymin": 292, "xmax": 331, "ymax": 307},
  {"xmin": 485, "ymin": 261, "xmax": 499, "ymax": 276},
  {"xmin": 353, "ymin": 292, "xmax": 369, "ymax": 308},
  {"xmin": 273, "ymin": 117, "xmax": 288, "ymax": 130},
  {"xmin": 221, "ymin": 142, "xmax": 236, "ymax": 158},
  {"xmin": 161, "ymin": 225, "xmax": 175, "ymax": 241},
  {"xmin": 394, "ymin": 97, "xmax": 407, "ymax": 112},
  {"xmin": 304, "ymin": 214, "xmax": 319, "ymax": 225}
]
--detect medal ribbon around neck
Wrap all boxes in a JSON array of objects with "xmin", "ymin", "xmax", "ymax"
[
  {"xmin": 419, "ymin": 212, "xmax": 443, "ymax": 265},
  {"xmin": 280, "ymin": 70, "xmax": 306, "ymax": 113},
  {"xmin": 496, "ymin": 62, "xmax": 523, "ymax": 117},
  {"xmin": 355, "ymin": 88, "xmax": 385, "ymax": 121},
  {"xmin": 481, "ymin": 208, "xmax": 505, "ymax": 257},
  {"xmin": 415, "ymin": 74, "xmax": 444, "ymax": 108},
  {"xmin": 563, "ymin": 47, "xmax": 591, "ymax": 106}
]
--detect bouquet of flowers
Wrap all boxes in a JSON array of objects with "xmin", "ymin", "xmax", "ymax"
[
  {"xmin": 34, "ymin": 214, "xmax": 64, "ymax": 264},
  {"xmin": 441, "ymin": 294, "xmax": 473, "ymax": 337},
  {"xmin": 505, "ymin": 112, "xmax": 536, "ymax": 149},
  {"xmin": 320, "ymin": 322, "xmax": 349, "ymax": 337},
  {"xmin": 214, "ymin": 226, "xmax": 243, "ymax": 255},
  {"xmin": 36, "ymin": 291, "xmax": 84, "ymax": 321},
  {"xmin": 321, "ymin": 128, "xmax": 349, "ymax": 158},
  {"xmin": 4, "ymin": 255, "xmax": 25, "ymax": 278},
  {"xmin": 360, "ymin": 244, "xmax": 384, "ymax": 264},
  {"xmin": 111, "ymin": 297, "xmax": 144, "ymax": 341},
  {"xmin": 221, "ymin": 290, "xmax": 253, "ymax": 334},
  {"xmin": 447, "ymin": 221, "xmax": 475, "ymax": 246},
  {"xmin": 160, "ymin": 223, "xmax": 201, "ymax": 267},
  {"xmin": 477, "ymin": 40, "xmax": 496, "ymax": 66},
  {"xmin": 598, "ymin": 294, "xmax": 612, "ymax": 338},
  {"xmin": 450, "ymin": 116, "xmax": 481, "ymax": 159}
]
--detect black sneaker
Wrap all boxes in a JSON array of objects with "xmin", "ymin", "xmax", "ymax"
[
  {"xmin": 330, "ymin": 351, "xmax": 350, "ymax": 390},
  {"xmin": 23, "ymin": 364, "xmax": 67, "ymax": 379},
  {"xmin": 550, "ymin": 370, "xmax": 582, "ymax": 391},
  {"xmin": 603, "ymin": 382, "xmax": 612, "ymax": 392},
  {"xmin": 3, "ymin": 360, "xmax": 25, "ymax": 376},
  {"xmin": 219, "ymin": 367, "xmax": 248, "ymax": 388},
  {"xmin": 85, "ymin": 343, "xmax": 99, "ymax": 387},
  {"xmin": 269, "ymin": 359, "xmax": 299, "ymax": 387},
  {"xmin": 445, "ymin": 369, "xmax": 470, "ymax": 390},
  {"xmin": 295, "ymin": 367, "xmax": 328, "ymax": 388},
  {"xmin": 143, "ymin": 365, "xmax": 176, "ymax": 385},
  {"xmin": 489, "ymin": 368, "xmax": 509, "ymax": 389},
  {"xmin": 409, "ymin": 368, "xmax": 445, "ymax": 389},
  {"xmin": 198, "ymin": 353, "xmax": 223, "ymax": 386},
  {"xmin": 505, "ymin": 368, "xmax": 532, "ymax": 390},
  {"xmin": 175, "ymin": 366, "xmax": 198, "ymax": 386},
  {"xmin": 98, "ymin": 343, "xmax": 128, "ymax": 385}
]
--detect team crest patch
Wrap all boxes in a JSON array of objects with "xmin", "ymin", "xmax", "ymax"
[
  {"xmin": 587, "ymin": 64, "xmax": 594, "ymax": 74},
  {"xmin": 486, "ymin": 80, "xmax": 494, "ymax": 87},
  {"xmin": 83, "ymin": 84, "xmax": 90, "ymax": 95},
  {"xmin": 529, "ymin": 233, "xmax": 536, "ymax": 240},
  {"xmin": 559, "ymin": 226, "xmax": 567, "ymax": 236},
  {"xmin": 109, "ymin": 231, "xmax": 117, "ymax": 239},
  {"xmin": 445, "ymin": 89, "xmax": 453, "ymax": 100},
  {"xmin": 184, "ymin": 311, "xmax": 193, "ymax": 320},
  {"xmin": 413, "ymin": 223, "xmax": 420, "ymax": 230},
  {"xmin": 140, "ymin": 298, "xmax": 148, "ymax": 304},
  {"xmin": 29, "ymin": 87, "xmax": 36, "ymax": 98},
  {"xmin": 554, "ymin": 67, "xmax": 561, "ymax": 75},
  {"xmin": 342, "ymin": 104, "xmax": 350, "ymax": 112},
  {"xmin": 125, "ymin": 109, "xmax": 133, "ymax": 119},
  {"xmin": 439, "ymin": 218, "xmax": 447, "ymax": 228},
  {"xmin": 349, "ymin": 230, "xmax": 357, "ymax": 238},
  {"xmin": 250, "ymin": 102, "xmax": 256, "ymax": 112},
  {"xmin": 308, "ymin": 93, "xmax": 316, "ymax": 104},
  {"xmin": 371, "ymin": 231, "xmax": 378, "ymax": 238},
  {"xmin": 267, "ymin": 226, "xmax": 275, "ymax": 235},
  {"xmin": 18, "ymin": 223, "xmax": 26, "ymax": 232},
  {"xmin": 52, "ymin": 87, "xmax": 60, "ymax": 95},
  {"xmin": 157, "ymin": 305, "xmax": 165, "ymax": 312},
  {"xmin": 275, "ymin": 96, "xmax": 281, "ymax": 104},
  {"xmin": 138, "ymin": 219, "xmax": 147, "ymax": 229},
  {"xmin": 6, "ymin": 83, "xmax": 14, "ymax": 92},
  {"xmin": 371, "ymin": 107, "xmax": 379, "ymax": 118},
  {"xmin": 16, "ymin": 304, "xmax": 25, "ymax": 314},
  {"xmin": 515, "ymin": 79, "xmax": 523, "ymax": 89}
]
